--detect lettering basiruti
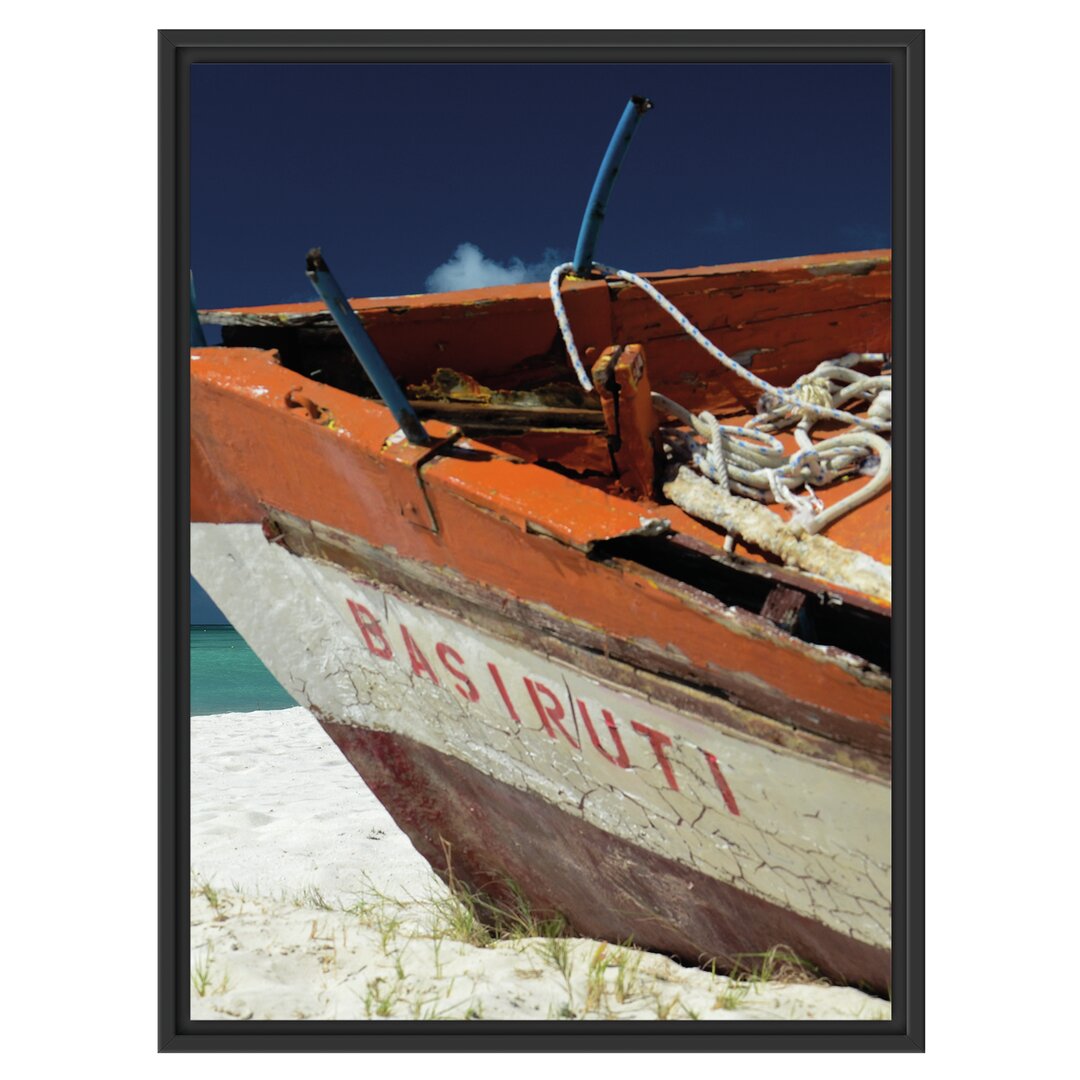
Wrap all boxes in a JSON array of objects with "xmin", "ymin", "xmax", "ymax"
[{"xmin": 346, "ymin": 597, "xmax": 739, "ymax": 811}]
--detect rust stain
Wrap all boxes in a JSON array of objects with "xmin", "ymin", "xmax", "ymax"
[{"xmin": 407, "ymin": 367, "xmax": 594, "ymax": 410}]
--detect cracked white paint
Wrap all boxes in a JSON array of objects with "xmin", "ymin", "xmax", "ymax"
[{"xmin": 191, "ymin": 523, "xmax": 890, "ymax": 951}]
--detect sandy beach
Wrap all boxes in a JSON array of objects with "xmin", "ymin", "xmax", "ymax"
[{"xmin": 191, "ymin": 706, "xmax": 891, "ymax": 1022}]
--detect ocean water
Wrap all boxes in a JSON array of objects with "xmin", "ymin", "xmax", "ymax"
[{"xmin": 190, "ymin": 625, "xmax": 296, "ymax": 716}]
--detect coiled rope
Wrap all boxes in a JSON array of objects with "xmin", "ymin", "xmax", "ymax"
[
  {"xmin": 549, "ymin": 262, "xmax": 894, "ymax": 595},
  {"xmin": 650, "ymin": 357, "xmax": 892, "ymax": 536}
]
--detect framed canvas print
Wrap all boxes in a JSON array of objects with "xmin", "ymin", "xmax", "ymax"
[{"xmin": 160, "ymin": 29, "xmax": 924, "ymax": 1052}]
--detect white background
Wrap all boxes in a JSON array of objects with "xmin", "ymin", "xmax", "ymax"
[{"xmin": 2, "ymin": 6, "xmax": 1074, "ymax": 1075}]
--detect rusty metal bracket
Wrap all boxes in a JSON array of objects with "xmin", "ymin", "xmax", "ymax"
[{"xmin": 381, "ymin": 427, "xmax": 462, "ymax": 533}]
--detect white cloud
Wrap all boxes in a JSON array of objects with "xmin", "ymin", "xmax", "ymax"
[{"xmin": 425, "ymin": 242, "xmax": 563, "ymax": 292}]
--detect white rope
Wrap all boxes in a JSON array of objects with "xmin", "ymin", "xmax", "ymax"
[
  {"xmin": 550, "ymin": 262, "xmax": 891, "ymax": 433},
  {"xmin": 548, "ymin": 261, "xmax": 893, "ymax": 539},
  {"xmin": 548, "ymin": 263, "xmax": 596, "ymax": 392}
]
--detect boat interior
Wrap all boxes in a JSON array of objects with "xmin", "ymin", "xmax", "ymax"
[{"xmin": 199, "ymin": 251, "xmax": 893, "ymax": 674}]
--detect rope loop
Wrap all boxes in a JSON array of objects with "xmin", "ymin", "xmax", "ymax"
[{"xmin": 548, "ymin": 262, "xmax": 594, "ymax": 392}]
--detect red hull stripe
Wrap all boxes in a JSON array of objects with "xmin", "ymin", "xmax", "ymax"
[{"xmin": 319, "ymin": 717, "xmax": 891, "ymax": 993}]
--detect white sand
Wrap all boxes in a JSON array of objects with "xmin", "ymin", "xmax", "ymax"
[{"xmin": 191, "ymin": 706, "xmax": 891, "ymax": 1022}]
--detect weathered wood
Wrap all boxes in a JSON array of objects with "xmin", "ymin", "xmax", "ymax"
[
  {"xmin": 268, "ymin": 508, "xmax": 892, "ymax": 770},
  {"xmin": 591, "ymin": 344, "xmax": 659, "ymax": 499},
  {"xmin": 206, "ymin": 253, "xmax": 892, "ymax": 421},
  {"xmin": 638, "ymin": 303, "xmax": 893, "ymax": 416},
  {"xmin": 761, "ymin": 585, "xmax": 808, "ymax": 634},
  {"xmin": 611, "ymin": 263, "xmax": 891, "ymax": 337},
  {"xmin": 323, "ymin": 720, "xmax": 891, "ymax": 990},
  {"xmin": 217, "ymin": 280, "xmax": 615, "ymax": 391}
]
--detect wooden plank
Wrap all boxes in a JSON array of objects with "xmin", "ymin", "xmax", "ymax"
[
  {"xmin": 611, "ymin": 266, "xmax": 892, "ymax": 343},
  {"xmin": 410, "ymin": 400, "xmax": 602, "ymax": 430},
  {"xmin": 641, "ymin": 303, "xmax": 892, "ymax": 415},
  {"xmin": 217, "ymin": 279, "xmax": 616, "ymax": 390}
]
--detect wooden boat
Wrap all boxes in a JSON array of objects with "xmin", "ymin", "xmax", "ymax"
[{"xmin": 189, "ymin": 246, "xmax": 893, "ymax": 992}]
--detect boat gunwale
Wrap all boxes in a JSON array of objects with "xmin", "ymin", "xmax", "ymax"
[{"xmin": 198, "ymin": 249, "xmax": 892, "ymax": 326}]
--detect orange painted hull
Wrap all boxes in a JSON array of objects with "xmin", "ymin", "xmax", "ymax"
[{"xmin": 190, "ymin": 250, "xmax": 893, "ymax": 987}]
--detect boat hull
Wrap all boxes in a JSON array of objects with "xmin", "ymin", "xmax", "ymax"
[
  {"xmin": 322, "ymin": 722, "xmax": 890, "ymax": 989},
  {"xmin": 191, "ymin": 521, "xmax": 891, "ymax": 991}
]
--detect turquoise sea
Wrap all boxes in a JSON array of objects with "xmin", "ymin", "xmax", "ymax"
[{"xmin": 190, "ymin": 626, "xmax": 296, "ymax": 716}]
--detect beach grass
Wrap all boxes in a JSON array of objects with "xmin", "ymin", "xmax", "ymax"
[
  {"xmin": 731, "ymin": 943, "xmax": 826, "ymax": 986},
  {"xmin": 190, "ymin": 870, "xmax": 891, "ymax": 1022}
]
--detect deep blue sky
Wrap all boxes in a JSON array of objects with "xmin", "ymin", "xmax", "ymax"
[{"xmin": 190, "ymin": 61, "xmax": 891, "ymax": 624}]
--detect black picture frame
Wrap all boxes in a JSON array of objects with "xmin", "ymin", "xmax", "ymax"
[{"xmin": 160, "ymin": 28, "xmax": 924, "ymax": 1052}]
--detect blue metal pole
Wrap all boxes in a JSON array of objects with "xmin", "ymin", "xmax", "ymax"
[
  {"xmin": 571, "ymin": 96, "xmax": 653, "ymax": 276},
  {"xmin": 305, "ymin": 248, "xmax": 430, "ymax": 446},
  {"xmin": 189, "ymin": 270, "xmax": 207, "ymax": 347}
]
